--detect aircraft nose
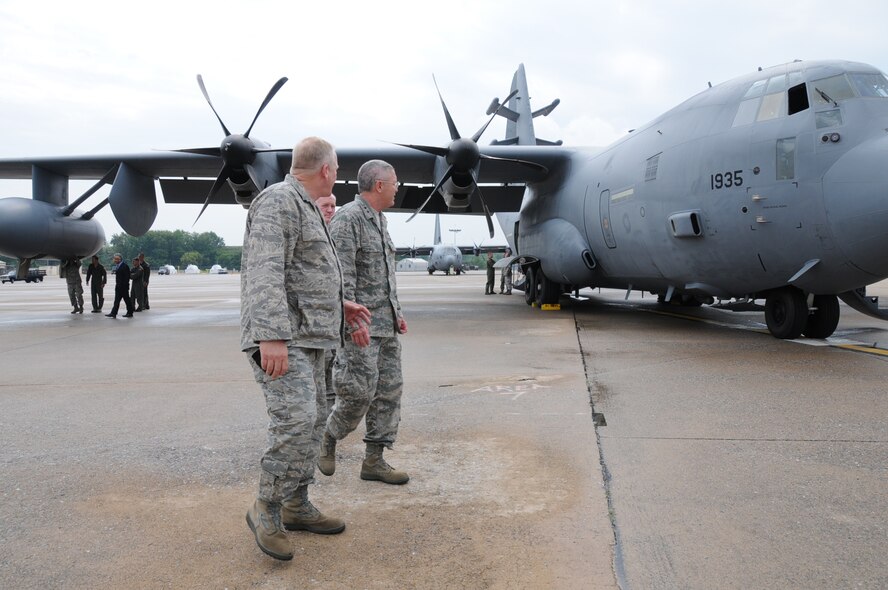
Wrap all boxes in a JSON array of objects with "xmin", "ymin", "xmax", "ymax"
[{"xmin": 822, "ymin": 135, "xmax": 888, "ymax": 278}]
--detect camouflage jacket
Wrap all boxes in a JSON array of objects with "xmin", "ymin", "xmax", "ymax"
[
  {"xmin": 240, "ymin": 175, "xmax": 344, "ymax": 351},
  {"xmin": 329, "ymin": 196, "xmax": 401, "ymax": 337}
]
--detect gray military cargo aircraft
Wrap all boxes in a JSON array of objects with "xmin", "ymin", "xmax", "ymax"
[
  {"xmin": 397, "ymin": 214, "xmax": 507, "ymax": 275},
  {"xmin": 1, "ymin": 60, "xmax": 888, "ymax": 340}
]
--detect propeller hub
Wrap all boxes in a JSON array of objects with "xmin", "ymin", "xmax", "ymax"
[
  {"xmin": 448, "ymin": 138, "xmax": 480, "ymax": 170},
  {"xmin": 220, "ymin": 134, "xmax": 255, "ymax": 169}
]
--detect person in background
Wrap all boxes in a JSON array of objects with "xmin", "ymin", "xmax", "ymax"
[
  {"xmin": 106, "ymin": 253, "xmax": 133, "ymax": 318},
  {"xmin": 500, "ymin": 247, "xmax": 513, "ymax": 295},
  {"xmin": 85, "ymin": 255, "xmax": 107, "ymax": 312},
  {"xmin": 138, "ymin": 253, "xmax": 151, "ymax": 310},
  {"xmin": 62, "ymin": 257, "xmax": 84, "ymax": 314},
  {"xmin": 485, "ymin": 251, "xmax": 495, "ymax": 295},
  {"xmin": 130, "ymin": 257, "xmax": 144, "ymax": 312},
  {"xmin": 315, "ymin": 192, "xmax": 339, "ymax": 424}
]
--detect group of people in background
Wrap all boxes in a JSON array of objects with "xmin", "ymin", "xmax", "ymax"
[
  {"xmin": 61, "ymin": 252, "xmax": 150, "ymax": 317},
  {"xmin": 485, "ymin": 247, "xmax": 513, "ymax": 295}
]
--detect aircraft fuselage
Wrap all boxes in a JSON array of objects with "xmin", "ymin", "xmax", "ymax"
[{"xmin": 519, "ymin": 60, "xmax": 888, "ymax": 304}]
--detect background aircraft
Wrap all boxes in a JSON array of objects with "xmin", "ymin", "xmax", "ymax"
[
  {"xmin": 2, "ymin": 61, "xmax": 888, "ymax": 340},
  {"xmin": 398, "ymin": 214, "xmax": 507, "ymax": 275}
]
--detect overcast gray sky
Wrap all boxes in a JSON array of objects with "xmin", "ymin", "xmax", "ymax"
[{"xmin": 3, "ymin": 0, "xmax": 888, "ymax": 248}]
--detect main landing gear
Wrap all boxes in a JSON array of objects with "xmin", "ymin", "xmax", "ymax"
[
  {"xmin": 764, "ymin": 286, "xmax": 840, "ymax": 339},
  {"xmin": 523, "ymin": 265, "xmax": 562, "ymax": 307}
]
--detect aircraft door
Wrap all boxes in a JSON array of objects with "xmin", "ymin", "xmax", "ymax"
[{"xmin": 599, "ymin": 189, "xmax": 617, "ymax": 248}]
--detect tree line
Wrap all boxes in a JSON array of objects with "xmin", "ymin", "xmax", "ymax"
[{"xmin": 106, "ymin": 230, "xmax": 242, "ymax": 270}]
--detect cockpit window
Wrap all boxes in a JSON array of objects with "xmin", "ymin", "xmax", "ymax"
[
  {"xmin": 765, "ymin": 74, "xmax": 786, "ymax": 94},
  {"xmin": 757, "ymin": 92, "xmax": 783, "ymax": 121},
  {"xmin": 849, "ymin": 73, "xmax": 888, "ymax": 98},
  {"xmin": 811, "ymin": 74, "xmax": 855, "ymax": 105},
  {"xmin": 744, "ymin": 79, "xmax": 767, "ymax": 98}
]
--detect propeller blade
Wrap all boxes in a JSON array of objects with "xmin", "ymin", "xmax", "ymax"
[
  {"xmin": 194, "ymin": 166, "xmax": 231, "ymax": 226},
  {"xmin": 479, "ymin": 153, "xmax": 549, "ymax": 174},
  {"xmin": 407, "ymin": 166, "xmax": 454, "ymax": 222},
  {"xmin": 244, "ymin": 77, "xmax": 289, "ymax": 138},
  {"xmin": 433, "ymin": 75, "xmax": 461, "ymax": 140},
  {"xmin": 470, "ymin": 170, "xmax": 495, "ymax": 238},
  {"xmin": 196, "ymin": 75, "xmax": 231, "ymax": 137},
  {"xmin": 471, "ymin": 89, "xmax": 518, "ymax": 143},
  {"xmin": 393, "ymin": 142, "xmax": 449, "ymax": 158},
  {"xmin": 171, "ymin": 147, "xmax": 223, "ymax": 157}
]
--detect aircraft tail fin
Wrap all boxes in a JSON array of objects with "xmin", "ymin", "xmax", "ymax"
[
  {"xmin": 488, "ymin": 64, "xmax": 562, "ymax": 147},
  {"xmin": 433, "ymin": 213, "xmax": 442, "ymax": 245}
]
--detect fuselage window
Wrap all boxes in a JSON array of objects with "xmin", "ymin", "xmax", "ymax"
[
  {"xmin": 849, "ymin": 72, "xmax": 888, "ymax": 98},
  {"xmin": 815, "ymin": 109, "xmax": 843, "ymax": 129},
  {"xmin": 776, "ymin": 138, "xmax": 796, "ymax": 180},
  {"xmin": 787, "ymin": 83, "xmax": 809, "ymax": 115},
  {"xmin": 757, "ymin": 92, "xmax": 784, "ymax": 121}
]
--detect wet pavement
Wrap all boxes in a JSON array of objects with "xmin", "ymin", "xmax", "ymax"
[{"xmin": 0, "ymin": 273, "xmax": 885, "ymax": 589}]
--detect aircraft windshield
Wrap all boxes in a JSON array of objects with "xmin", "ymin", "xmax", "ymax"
[
  {"xmin": 811, "ymin": 72, "xmax": 888, "ymax": 105},
  {"xmin": 849, "ymin": 73, "xmax": 888, "ymax": 98}
]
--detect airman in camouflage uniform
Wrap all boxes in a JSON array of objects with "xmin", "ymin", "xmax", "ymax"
[
  {"xmin": 319, "ymin": 159, "xmax": 410, "ymax": 486},
  {"xmin": 241, "ymin": 137, "xmax": 371, "ymax": 561},
  {"xmin": 62, "ymin": 258, "xmax": 84, "ymax": 313},
  {"xmin": 316, "ymin": 193, "xmax": 339, "ymax": 423}
]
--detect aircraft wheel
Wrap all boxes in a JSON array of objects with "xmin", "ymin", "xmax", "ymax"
[
  {"xmin": 802, "ymin": 294, "xmax": 840, "ymax": 339},
  {"xmin": 537, "ymin": 272, "xmax": 561, "ymax": 305},
  {"xmin": 765, "ymin": 287, "xmax": 808, "ymax": 339},
  {"xmin": 456, "ymin": 268, "xmax": 462, "ymax": 275},
  {"xmin": 524, "ymin": 267, "xmax": 537, "ymax": 306},
  {"xmin": 428, "ymin": 269, "xmax": 434, "ymax": 275}
]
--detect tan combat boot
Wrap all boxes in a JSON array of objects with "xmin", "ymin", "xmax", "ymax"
[
  {"xmin": 281, "ymin": 485, "xmax": 345, "ymax": 535},
  {"xmin": 246, "ymin": 498, "xmax": 293, "ymax": 561},
  {"xmin": 317, "ymin": 431, "xmax": 336, "ymax": 476},
  {"xmin": 360, "ymin": 443, "xmax": 409, "ymax": 485}
]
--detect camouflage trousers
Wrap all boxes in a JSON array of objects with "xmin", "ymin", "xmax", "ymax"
[
  {"xmin": 249, "ymin": 346, "xmax": 327, "ymax": 503},
  {"xmin": 67, "ymin": 281, "xmax": 83, "ymax": 309},
  {"xmin": 328, "ymin": 336, "xmax": 403, "ymax": 448},
  {"xmin": 322, "ymin": 349, "xmax": 337, "ymax": 423}
]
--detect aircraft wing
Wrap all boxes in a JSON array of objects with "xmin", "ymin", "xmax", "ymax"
[
  {"xmin": 395, "ymin": 245, "xmax": 433, "ymax": 257},
  {"xmin": 457, "ymin": 244, "xmax": 509, "ymax": 255},
  {"xmin": 0, "ymin": 144, "xmax": 574, "ymax": 213}
]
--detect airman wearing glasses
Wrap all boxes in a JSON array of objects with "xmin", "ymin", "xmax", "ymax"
[{"xmin": 320, "ymin": 159, "xmax": 410, "ymax": 486}]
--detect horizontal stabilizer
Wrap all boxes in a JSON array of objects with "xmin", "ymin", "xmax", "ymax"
[{"xmin": 109, "ymin": 163, "xmax": 157, "ymax": 236}]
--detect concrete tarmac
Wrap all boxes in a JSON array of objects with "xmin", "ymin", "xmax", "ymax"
[{"xmin": 0, "ymin": 273, "xmax": 885, "ymax": 589}]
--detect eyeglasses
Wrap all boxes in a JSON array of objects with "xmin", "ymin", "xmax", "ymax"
[{"xmin": 378, "ymin": 180, "xmax": 401, "ymax": 188}]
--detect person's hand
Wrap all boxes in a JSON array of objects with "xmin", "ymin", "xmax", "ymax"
[
  {"xmin": 259, "ymin": 340, "xmax": 288, "ymax": 379},
  {"xmin": 397, "ymin": 316, "xmax": 408, "ymax": 334},
  {"xmin": 343, "ymin": 300, "xmax": 371, "ymax": 330},
  {"xmin": 351, "ymin": 324, "xmax": 371, "ymax": 348}
]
